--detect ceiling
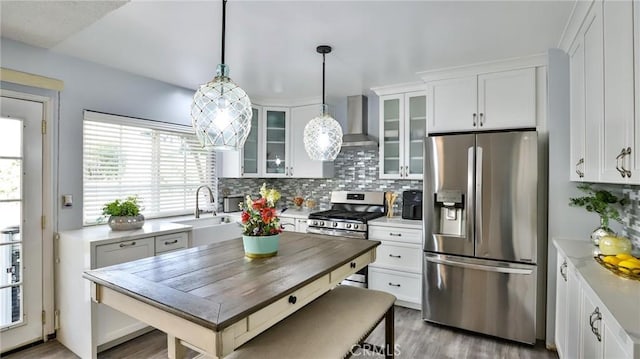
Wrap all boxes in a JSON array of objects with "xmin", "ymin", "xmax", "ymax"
[{"xmin": 1, "ymin": 1, "xmax": 574, "ymax": 101}]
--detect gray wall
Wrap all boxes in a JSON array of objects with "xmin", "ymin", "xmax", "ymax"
[
  {"xmin": 1, "ymin": 39, "xmax": 195, "ymax": 231},
  {"xmin": 545, "ymin": 48, "xmax": 596, "ymax": 347}
]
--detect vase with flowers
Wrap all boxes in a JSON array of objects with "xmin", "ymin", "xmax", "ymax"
[{"xmin": 240, "ymin": 183, "xmax": 283, "ymax": 258}]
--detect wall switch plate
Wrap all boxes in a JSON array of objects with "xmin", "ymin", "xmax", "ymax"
[{"xmin": 63, "ymin": 195, "xmax": 73, "ymax": 207}]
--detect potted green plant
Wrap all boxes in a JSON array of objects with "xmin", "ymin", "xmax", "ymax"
[
  {"xmin": 569, "ymin": 184, "xmax": 628, "ymax": 245},
  {"xmin": 102, "ymin": 196, "xmax": 144, "ymax": 231}
]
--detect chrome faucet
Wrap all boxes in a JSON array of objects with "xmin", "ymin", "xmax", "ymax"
[{"xmin": 195, "ymin": 185, "xmax": 215, "ymax": 218}]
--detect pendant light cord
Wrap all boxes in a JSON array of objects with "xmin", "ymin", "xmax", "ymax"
[
  {"xmin": 322, "ymin": 52, "xmax": 326, "ymax": 106},
  {"xmin": 221, "ymin": 0, "xmax": 227, "ymax": 64}
]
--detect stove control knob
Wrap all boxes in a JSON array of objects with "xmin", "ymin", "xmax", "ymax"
[
  {"xmin": 353, "ymin": 224, "xmax": 359, "ymax": 230},
  {"xmin": 320, "ymin": 221, "xmax": 325, "ymax": 227},
  {"xmin": 346, "ymin": 223, "xmax": 352, "ymax": 229},
  {"xmin": 313, "ymin": 221, "xmax": 318, "ymax": 226},
  {"xmin": 332, "ymin": 222, "xmax": 338, "ymax": 227}
]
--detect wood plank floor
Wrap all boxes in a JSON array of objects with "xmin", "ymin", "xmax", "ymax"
[{"xmin": 3, "ymin": 306, "xmax": 557, "ymax": 359}]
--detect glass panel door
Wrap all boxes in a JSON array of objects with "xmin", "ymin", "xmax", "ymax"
[
  {"xmin": 264, "ymin": 109, "xmax": 288, "ymax": 175},
  {"xmin": 242, "ymin": 107, "xmax": 260, "ymax": 176},
  {"xmin": 0, "ymin": 118, "xmax": 23, "ymax": 330},
  {"xmin": 382, "ymin": 96, "xmax": 402, "ymax": 176},
  {"xmin": 407, "ymin": 93, "xmax": 427, "ymax": 176},
  {"xmin": 1, "ymin": 96, "xmax": 44, "ymax": 352}
]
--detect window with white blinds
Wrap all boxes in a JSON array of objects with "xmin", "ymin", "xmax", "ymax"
[{"xmin": 83, "ymin": 111, "xmax": 215, "ymax": 225}]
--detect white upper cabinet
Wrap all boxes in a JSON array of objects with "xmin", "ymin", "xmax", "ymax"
[
  {"xmin": 289, "ymin": 104, "xmax": 334, "ymax": 178},
  {"xmin": 219, "ymin": 103, "xmax": 334, "ymax": 179},
  {"xmin": 567, "ymin": 0, "xmax": 637, "ymax": 184},
  {"xmin": 426, "ymin": 68, "xmax": 536, "ymax": 133},
  {"xmin": 599, "ymin": 0, "xmax": 635, "ymax": 183},
  {"xmin": 262, "ymin": 107, "xmax": 290, "ymax": 177},
  {"xmin": 218, "ymin": 106, "xmax": 262, "ymax": 178},
  {"xmin": 477, "ymin": 68, "xmax": 536, "ymax": 131},
  {"xmin": 378, "ymin": 90, "xmax": 426, "ymax": 180},
  {"xmin": 427, "ymin": 76, "xmax": 477, "ymax": 133}
]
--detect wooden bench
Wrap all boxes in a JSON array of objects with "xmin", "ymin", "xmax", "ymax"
[{"xmin": 226, "ymin": 285, "xmax": 396, "ymax": 359}]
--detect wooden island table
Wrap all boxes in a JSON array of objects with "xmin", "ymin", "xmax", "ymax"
[{"xmin": 83, "ymin": 232, "xmax": 380, "ymax": 358}]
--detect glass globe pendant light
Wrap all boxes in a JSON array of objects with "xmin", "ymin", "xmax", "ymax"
[
  {"xmin": 191, "ymin": 0, "xmax": 252, "ymax": 151},
  {"xmin": 303, "ymin": 45, "xmax": 343, "ymax": 161}
]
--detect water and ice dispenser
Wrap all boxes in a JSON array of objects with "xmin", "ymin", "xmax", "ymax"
[{"xmin": 433, "ymin": 190, "xmax": 465, "ymax": 236}]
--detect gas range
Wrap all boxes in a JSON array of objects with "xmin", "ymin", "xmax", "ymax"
[{"xmin": 306, "ymin": 191, "xmax": 386, "ymax": 239}]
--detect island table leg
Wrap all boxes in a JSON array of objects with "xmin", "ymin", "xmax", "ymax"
[{"xmin": 167, "ymin": 334, "xmax": 186, "ymax": 359}]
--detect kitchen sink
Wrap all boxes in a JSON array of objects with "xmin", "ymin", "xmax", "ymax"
[{"xmin": 172, "ymin": 216, "xmax": 242, "ymax": 247}]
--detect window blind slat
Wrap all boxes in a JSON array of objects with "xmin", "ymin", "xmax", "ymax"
[{"xmin": 83, "ymin": 114, "xmax": 215, "ymax": 225}]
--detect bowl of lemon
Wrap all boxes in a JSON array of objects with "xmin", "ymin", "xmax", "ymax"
[{"xmin": 595, "ymin": 253, "xmax": 640, "ymax": 280}]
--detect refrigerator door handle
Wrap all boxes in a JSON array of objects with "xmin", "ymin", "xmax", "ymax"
[
  {"xmin": 467, "ymin": 147, "xmax": 474, "ymax": 244},
  {"xmin": 425, "ymin": 254, "xmax": 534, "ymax": 275},
  {"xmin": 475, "ymin": 146, "xmax": 483, "ymax": 251}
]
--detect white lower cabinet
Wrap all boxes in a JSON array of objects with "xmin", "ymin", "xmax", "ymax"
[
  {"xmin": 368, "ymin": 220, "xmax": 422, "ymax": 309},
  {"xmin": 554, "ymin": 240, "xmax": 636, "ymax": 359},
  {"xmin": 56, "ymin": 224, "xmax": 190, "ymax": 359},
  {"xmin": 94, "ymin": 237, "xmax": 155, "ymax": 347}
]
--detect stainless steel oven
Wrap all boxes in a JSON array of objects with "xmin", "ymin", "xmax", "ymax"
[{"xmin": 307, "ymin": 191, "xmax": 386, "ymax": 287}]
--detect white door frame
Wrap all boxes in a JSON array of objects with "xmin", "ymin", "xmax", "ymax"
[{"xmin": 0, "ymin": 89, "xmax": 55, "ymax": 343}]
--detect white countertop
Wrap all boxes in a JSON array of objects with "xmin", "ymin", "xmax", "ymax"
[
  {"xmin": 369, "ymin": 216, "xmax": 423, "ymax": 230},
  {"xmin": 278, "ymin": 208, "xmax": 314, "ymax": 219},
  {"xmin": 554, "ymin": 238, "xmax": 640, "ymax": 345},
  {"xmin": 58, "ymin": 221, "xmax": 191, "ymax": 245}
]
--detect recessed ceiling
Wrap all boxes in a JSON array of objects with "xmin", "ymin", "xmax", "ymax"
[{"xmin": 1, "ymin": 1, "xmax": 574, "ymax": 101}]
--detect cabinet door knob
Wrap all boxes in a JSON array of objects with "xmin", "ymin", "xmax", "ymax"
[
  {"xmin": 479, "ymin": 113, "xmax": 484, "ymax": 127},
  {"xmin": 290, "ymin": 167, "xmax": 293, "ymax": 177},
  {"xmin": 472, "ymin": 113, "xmax": 477, "ymax": 127},
  {"xmin": 288, "ymin": 295, "xmax": 297, "ymax": 304},
  {"xmin": 350, "ymin": 262, "xmax": 357, "ymax": 269}
]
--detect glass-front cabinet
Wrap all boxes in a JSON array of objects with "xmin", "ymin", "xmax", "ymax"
[
  {"xmin": 406, "ymin": 93, "xmax": 426, "ymax": 177},
  {"xmin": 379, "ymin": 90, "xmax": 426, "ymax": 180},
  {"xmin": 242, "ymin": 107, "xmax": 260, "ymax": 177},
  {"xmin": 263, "ymin": 107, "xmax": 289, "ymax": 177},
  {"xmin": 380, "ymin": 95, "xmax": 403, "ymax": 177}
]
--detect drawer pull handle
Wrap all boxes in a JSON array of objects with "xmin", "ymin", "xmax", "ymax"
[
  {"xmin": 388, "ymin": 282, "xmax": 401, "ymax": 287},
  {"xmin": 119, "ymin": 241, "xmax": 136, "ymax": 248},
  {"xmin": 589, "ymin": 306, "xmax": 602, "ymax": 342},
  {"xmin": 350, "ymin": 262, "xmax": 357, "ymax": 269},
  {"xmin": 389, "ymin": 233, "xmax": 402, "ymax": 237},
  {"xmin": 560, "ymin": 261, "xmax": 567, "ymax": 281},
  {"xmin": 288, "ymin": 295, "xmax": 297, "ymax": 304},
  {"xmin": 164, "ymin": 239, "xmax": 178, "ymax": 245},
  {"xmin": 389, "ymin": 254, "xmax": 402, "ymax": 259}
]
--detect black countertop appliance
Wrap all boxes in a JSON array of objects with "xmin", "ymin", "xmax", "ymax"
[{"xmin": 402, "ymin": 190, "xmax": 423, "ymax": 220}]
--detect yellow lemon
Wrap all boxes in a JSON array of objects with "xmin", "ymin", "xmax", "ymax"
[
  {"xmin": 627, "ymin": 257, "xmax": 640, "ymax": 264},
  {"xmin": 603, "ymin": 256, "xmax": 622, "ymax": 266},
  {"xmin": 618, "ymin": 260, "xmax": 640, "ymax": 270},
  {"xmin": 616, "ymin": 253, "xmax": 634, "ymax": 260}
]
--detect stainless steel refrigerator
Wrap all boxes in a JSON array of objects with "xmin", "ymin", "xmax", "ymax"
[{"xmin": 422, "ymin": 130, "xmax": 538, "ymax": 344}]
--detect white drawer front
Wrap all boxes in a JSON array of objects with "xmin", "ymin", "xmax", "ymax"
[
  {"xmin": 280, "ymin": 217, "xmax": 296, "ymax": 232},
  {"xmin": 155, "ymin": 232, "xmax": 189, "ymax": 254},
  {"xmin": 372, "ymin": 242, "xmax": 421, "ymax": 273},
  {"xmin": 369, "ymin": 226, "xmax": 421, "ymax": 244},
  {"xmin": 369, "ymin": 267, "xmax": 421, "ymax": 304}
]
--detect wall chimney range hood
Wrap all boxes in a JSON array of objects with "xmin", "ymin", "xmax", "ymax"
[{"xmin": 341, "ymin": 95, "xmax": 378, "ymax": 149}]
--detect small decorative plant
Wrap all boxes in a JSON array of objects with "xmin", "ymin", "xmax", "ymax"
[
  {"xmin": 102, "ymin": 196, "xmax": 141, "ymax": 217},
  {"xmin": 241, "ymin": 183, "xmax": 282, "ymax": 236},
  {"xmin": 568, "ymin": 184, "xmax": 628, "ymax": 228}
]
